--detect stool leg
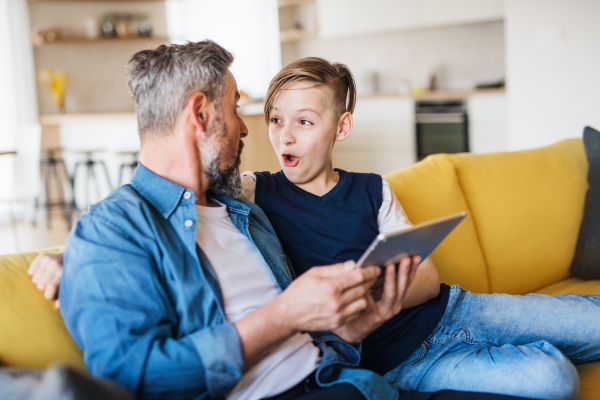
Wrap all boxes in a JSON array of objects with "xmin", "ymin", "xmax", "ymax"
[
  {"xmin": 118, "ymin": 164, "xmax": 126, "ymax": 188},
  {"xmin": 93, "ymin": 165, "xmax": 102, "ymax": 203},
  {"xmin": 99, "ymin": 161, "xmax": 113, "ymax": 192},
  {"xmin": 57, "ymin": 158, "xmax": 73, "ymax": 229},
  {"xmin": 72, "ymin": 162, "xmax": 82, "ymax": 211},
  {"xmin": 52, "ymin": 159, "xmax": 67, "ymax": 228},
  {"xmin": 43, "ymin": 160, "xmax": 52, "ymax": 229},
  {"xmin": 86, "ymin": 161, "xmax": 94, "ymax": 207}
]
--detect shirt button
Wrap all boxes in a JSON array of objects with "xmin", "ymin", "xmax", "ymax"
[
  {"xmin": 184, "ymin": 220, "xmax": 193, "ymax": 228},
  {"xmin": 183, "ymin": 191, "xmax": 192, "ymax": 200}
]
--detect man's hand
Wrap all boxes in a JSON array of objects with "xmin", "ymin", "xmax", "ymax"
[
  {"xmin": 332, "ymin": 256, "xmax": 420, "ymax": 344},
  {"xmin": 28, "ymin": 249, "xmax": 65, "ymax": 308},
  {"xmin": 273, "ymin": 261, "xmax": 381, "ymax": 333},
  {"xmin": 234, "ymin": 261, "xmax": 380, "ymax": 370}
]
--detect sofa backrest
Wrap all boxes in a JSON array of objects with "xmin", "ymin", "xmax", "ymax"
[
  {"xmin": 0, "ymin": 247, "xmax": 85, "ymax": 369},
  {"xmin": 385, "ymin": 139, "xmax": 588, "ymax": 295},
  {"xmin": 385, "ymin": 155, "xmax": 490, "ymax": 293}
]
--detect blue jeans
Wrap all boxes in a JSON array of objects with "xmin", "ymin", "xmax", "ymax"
[{"xmin": 383, "ymin": 285, "xmax": 600, "ymax": 400}]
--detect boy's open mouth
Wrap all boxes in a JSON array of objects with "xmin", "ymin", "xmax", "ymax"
[{"xmin": 282, "ymin": 153, "xmax": 299, "ymax": 167}]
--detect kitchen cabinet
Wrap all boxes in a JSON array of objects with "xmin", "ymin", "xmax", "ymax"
[
  {"xmin": 317, "ymin": 0, "xmax": 504, "ymax": 39},
  {"xmin": 333, "ymin": 97, "xmax": 415, "ymax": 175},
  {"xmin": 467, "ymin": 92, "xmax": 507, "ymax": 154},
  {"xmin": 317, "ymin": 0, "xmax": 418, "ymax": 39},
  {"xmin": 418, "ymin": 0, "xmax": 504, "ymax": 28}
]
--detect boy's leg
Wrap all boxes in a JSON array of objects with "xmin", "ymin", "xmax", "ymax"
[
  {"xmin": 438, "ymin": 285, "xmax": 600, "ymax": 362},
  {"xmin": 385, "ymin": 337, "xmax": 579, "ymax": 399},
  {"xmin": 387, "ymin": 340, "xmax": 578, "ymax": 399},
  {"xmin": 382, "ymin": 285, "xmax": 597, "ymax": 399}
]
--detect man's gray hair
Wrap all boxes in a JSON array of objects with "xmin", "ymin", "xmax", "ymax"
[{"xmin": 125, "ymin": 40, "xmax": 234, "ymax": 141}]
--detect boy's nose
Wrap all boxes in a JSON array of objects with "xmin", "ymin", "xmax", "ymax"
[{"xmin": 280, "ymin": 125, "xmax": 295, "ymax": 145}]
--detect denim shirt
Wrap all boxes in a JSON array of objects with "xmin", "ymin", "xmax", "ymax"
[{"xmin": 60, "ymin": 164, "xmax": 398, "ymax": 400}]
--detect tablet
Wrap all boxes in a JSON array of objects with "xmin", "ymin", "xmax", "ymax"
[{"xmin": 356, "ymin": 212, "xmax": 467, "ymax": 289}]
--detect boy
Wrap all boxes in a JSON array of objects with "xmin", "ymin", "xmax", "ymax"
[{"xmin": 238, "ymin": 58, "xmax": 445, "ymax": 379}]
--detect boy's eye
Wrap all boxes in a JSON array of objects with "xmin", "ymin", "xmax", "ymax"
[{"xmin": 300, "ymin": 119, "xmax": 312, "ymax": 126}]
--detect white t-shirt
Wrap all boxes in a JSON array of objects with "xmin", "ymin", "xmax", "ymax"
[
  {"xmin": 240, "ymin": 171, "xmax": 413, "ymax": 234},
  {"xmin": 195, "ymin": 203, "xmax": 321, "ymax": 400}
]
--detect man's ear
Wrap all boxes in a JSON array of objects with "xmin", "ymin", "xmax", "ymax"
[
  {"xmin": 335, "ymin": 112, "xmax": 353, "ymax": 143},
  {"xmin": 187, "ymin": 92, "xmax": 211, "ymax": 135}
]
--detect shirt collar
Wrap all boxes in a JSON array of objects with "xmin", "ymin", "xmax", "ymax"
[
  {"xmin": 131, "ymin": 164, "xmax": 251, "ymax": 219},
  {"xmin": 131, "ymin": 163, "xmax": 186, "ymax": 219}
]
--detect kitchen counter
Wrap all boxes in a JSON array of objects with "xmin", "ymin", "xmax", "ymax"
[
  {"xmin": 39, "ymin": 112, "xmax": 136, "ymax": 126},
  {"xmin": 39, "ymin": 102, "xmax": 266, "ymax": 126}
]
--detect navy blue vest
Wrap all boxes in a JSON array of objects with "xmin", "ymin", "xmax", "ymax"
[
  {"xmin": 254, "ymin": 169, "xmax": 382, "ymax": 276},
  {"xmin": 254, "ymin": 168, "xmax": 450, "ymax": 375}
]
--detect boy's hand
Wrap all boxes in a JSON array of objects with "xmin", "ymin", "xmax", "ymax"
[
  {"xmin": 272, "ymin": 261, "xmax": 381, "ymax": 334},
  {"xmin": 332, "ymin": 256, "xmax": 420, "ymax": 344},
  {"xmin": 28, "ymin": 249, "xmax": 65, "ymax": 309}
]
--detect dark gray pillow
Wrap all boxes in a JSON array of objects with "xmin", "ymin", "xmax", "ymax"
[
  {"xmin": 570, "ymin": 126, "xmax": 600, "ymax": 279},
  {"xmin": 0, "ymin": 364, "xmax": 135, "ymax": 400}
]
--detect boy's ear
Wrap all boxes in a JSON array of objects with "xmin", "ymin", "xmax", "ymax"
[
  {"xmin": 187, "ymin": 92, "xmax": 211, "ymax": 136},
  {"xmin": 335, "ymin": 112, "xmax": 353, "ymax": 143}
]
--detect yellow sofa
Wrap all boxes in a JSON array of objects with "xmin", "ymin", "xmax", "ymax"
[
  {"xmin": 385, "ymin": 138, "xmax": 598, "ymax": 400},
  {"xmin": 0, "ymin": 138, "xmax": 597, "ymax": 398}
]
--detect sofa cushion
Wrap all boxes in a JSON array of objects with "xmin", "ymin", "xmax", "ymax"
[
  {"xmin": 384, "ymin": 154, "xmax": 490, "ymax": 293},
  {"xmin": 0, "ymin": 248, "xmax": 85, "ymax": 369},
  {"xmin": 570, "ymin": 126, "xmax": 600, "ymax": 279},
  {"xmin": 452, "ymin": 139, "xmax": 588, "ymax": 294}
]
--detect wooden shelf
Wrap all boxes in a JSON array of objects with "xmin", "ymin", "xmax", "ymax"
[
  {"xmin": 278, "ymin": 0, "xmax": 314, "ymax": 8},
  {"xmin": 280, "ymin": 29, "xmax": 316, "ymax": 43},
  {"xmin": 33, "ymin": 36, "xmax": 169, "ymax": 46}
]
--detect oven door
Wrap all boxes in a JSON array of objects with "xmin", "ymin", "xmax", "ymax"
[{"xmin": 416, "ymin": 113, "xmax": 469, "ymax": 160}]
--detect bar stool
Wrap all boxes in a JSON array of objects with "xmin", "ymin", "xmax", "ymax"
[
  {"xmin": 37, "ymin": 148, "xmax": 74, "ymax": 229},
  {"xmin": 117, "ymin": 150, "xmax": 140, "ymax": 187},
  {"xmin": 71, "ymin": 149, "xmax": 113, "ymax": 211}
]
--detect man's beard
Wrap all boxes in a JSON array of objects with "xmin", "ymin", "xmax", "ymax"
[{"xmin": 201, "ymin": 105, "xmax": 244, "ymax": 199}]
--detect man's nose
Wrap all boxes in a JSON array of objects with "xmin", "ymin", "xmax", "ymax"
[{"xmin": 238, "ymin": 115, "xmax": 248, "ymax": 138}]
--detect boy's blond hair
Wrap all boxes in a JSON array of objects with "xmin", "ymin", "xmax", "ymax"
[{"xmin": 264, "ymin": 57, "xmax": 356, "ymax": 124}]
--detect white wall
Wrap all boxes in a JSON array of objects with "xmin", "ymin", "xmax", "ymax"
[
  {"xmin": 506, "ymin": 0, "xmax": 600, "ymax": 150},
  {"xmin": 174, "ymin": 0, "xmax": 281, "ymax": 99},
  {"xmin": 0, "ymin": 0, "xmax": 38, "ymax": 209},
  {"xmin": 468, "ymin": 93, "xmax": 507, "ymax": 154}
]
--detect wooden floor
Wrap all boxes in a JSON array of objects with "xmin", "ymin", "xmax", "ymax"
[{"xmin": 0, "ymin": 212, "xmax": 70, "ymax": 255}]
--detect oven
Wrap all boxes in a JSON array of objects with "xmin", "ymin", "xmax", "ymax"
[{"xmin": 416, "ymin": 100, "xmax": 469, "ymax": 160}]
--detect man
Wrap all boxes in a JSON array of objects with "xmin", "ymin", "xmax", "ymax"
[{"xmin": 39, "ymin": 41, "xmax": 528, "ymax": 400}]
